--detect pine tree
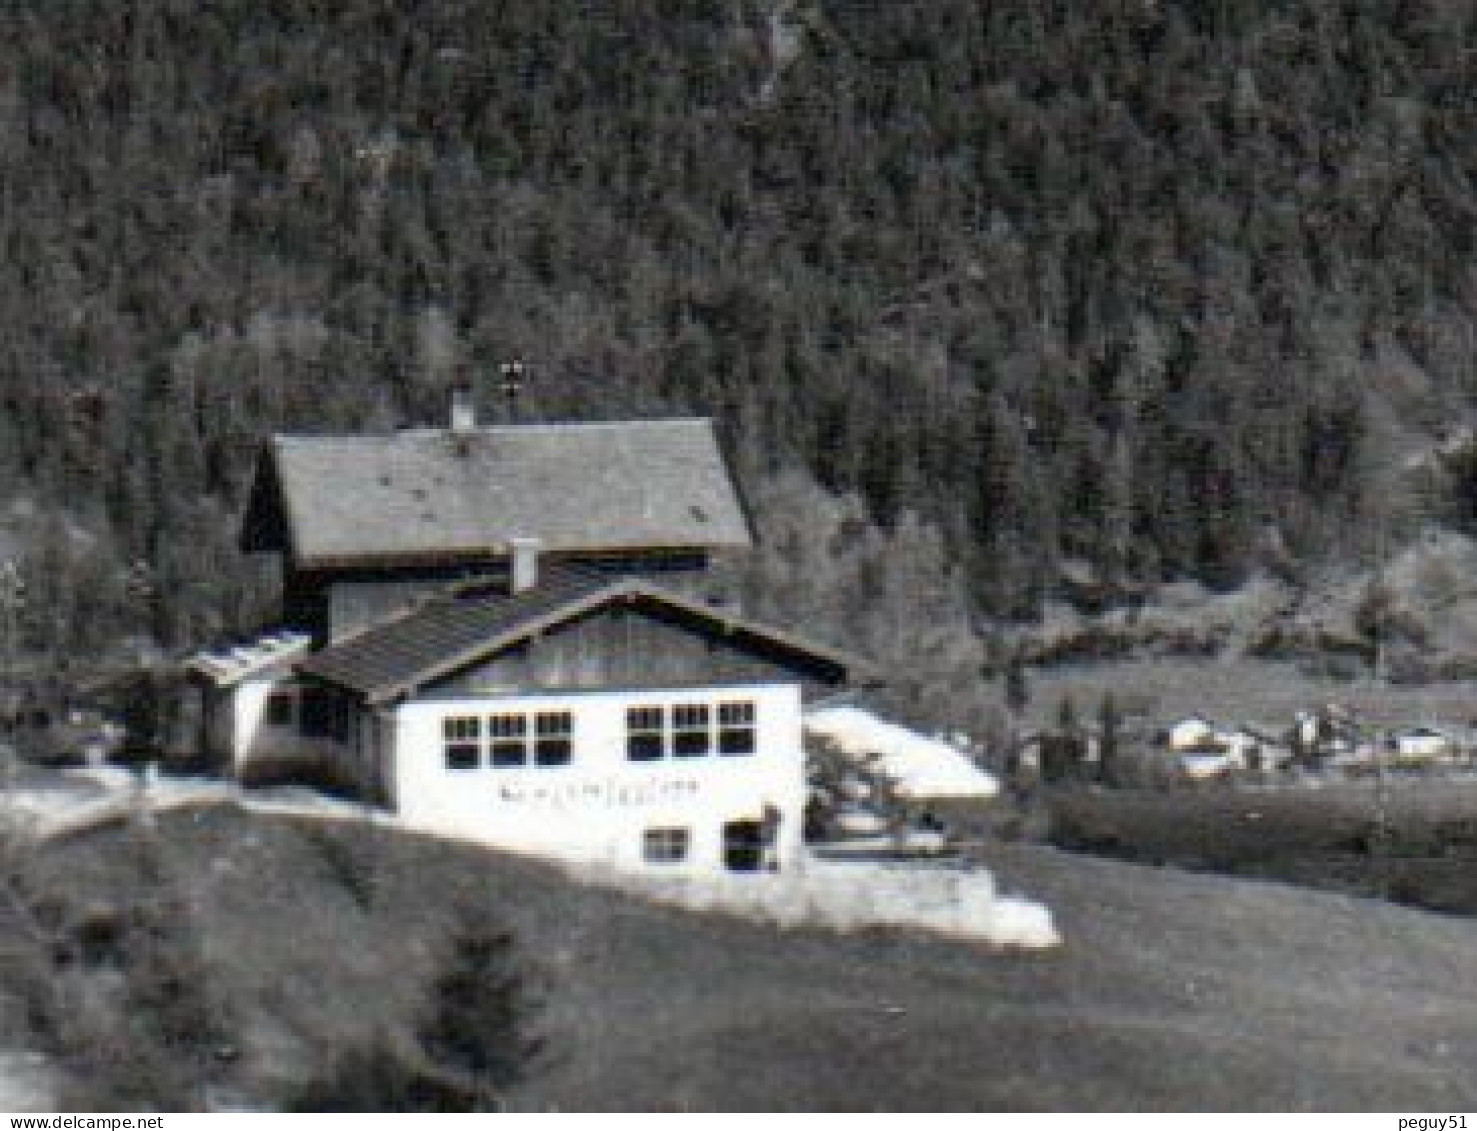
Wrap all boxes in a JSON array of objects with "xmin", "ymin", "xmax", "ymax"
[
  {"xmin": 1004, "ymin": 650, "xmax": 1030, "ymax": 716},
  {"xmin": 1097, "ymin": 691, "xmax": 1121, "ymax": 787},
  {"xmin": 418, "ymin": 918, "xmax": 539, "ymax": 1104}
]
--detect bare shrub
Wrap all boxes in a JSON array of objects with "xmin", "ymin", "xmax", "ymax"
[{"xmin": 803, "ymin": 733, "xmax": 907, "ymax": 842}]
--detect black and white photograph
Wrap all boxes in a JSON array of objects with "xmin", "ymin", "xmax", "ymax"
[{"xmin": 0, "ymin": 0, "xmax": 1475, "ymax": 1115}]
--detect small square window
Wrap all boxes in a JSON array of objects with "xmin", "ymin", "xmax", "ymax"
[
  {"xmin": 718, "ymin": 702, "xmax": 755, "ymax": 726},
  {"xmin": 672, "ymin": 703, "xmax": 711, "ymax": 757},
  {"xmin": 627, "ymin": 734, "xmax": 663, "ymax": 760},
  {"xmin": 626, "ymin": 705, "xmax": 666, "ymax": 761},
  {"xmin": 673, "ymin": 704, "xmax": 707, "ymax": 727},
  {"xmin": 489, "ymin": 714, "xmax": 527, "ymax": 739},
  {"xmin": 489, "ymin": 714, "xmax": 527, "ymax": 767},
  {"xmin": 628, "ymin": 706, "xmax": 663, "ymax": 729},
  {"xmin": 445, "ymin": 743, "xmax": 480, "ymax": 770},
  {"xmin": 443, "ymin": 715, "xmax": 482, "ymax": 770},
  {"xmin": 535, "ymin": 711, "xmax": 573, "ymax": 766},
  {"xmin": 717, "ymin": 701, "xmax": 756, "ymax": 756},
  {"xmin": 265, "ymin": 691, "xmax": 295, "ymax": 728},
  {"xmin": 490, "ymin": 740, "xmax": 527, "ymax": 767},
  {"xmin": 642, "ymin": 827, "xmax": 690, "ymax": 864},
  {"xmin": 444, "ymin": 716, "xmax": 482, "ymax": 741},
  {"xmin": 302, "ymin": 687, "xmax": 350, "ymax": 740}
]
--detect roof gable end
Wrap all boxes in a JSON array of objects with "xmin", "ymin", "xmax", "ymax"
[{"xmin": 298, "ymin": 569, "xmax": 872, "ymax": 703}]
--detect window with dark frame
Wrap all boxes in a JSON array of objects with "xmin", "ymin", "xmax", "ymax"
[
  {"xmin": 489, "ymin": 713, "xmax": 528, "ymax": 767},
  {"xmin": 300, "ymin": 686, "xmax": 348, "ymax": 740},
  {"xmin": 722, "ymin": 818, "xmax": 765, "ymax": 871},
  {"xmin": 534, "ymin": 711, "xmax": 573, "ymax": 766},
  {"xmin": 642, "ymin": 827, "xmax": 690, "ymax": 864},
  {"xmin": 717, "ymin": 701, "xmax": 757, "ymax": 755},
  {"xmin": 626, "ymin": 705, "xmax": 665, "ymax": 761},
  {"xmin": 265, "ymin": 690, "xmax": 295, "ymax": 728},
  {"xmin": 671, "ymin": 703, "xmax": 711, "ymax": 757},
  {"xmin": 443, "ymin": 715, "xmax": 482, "ymax": 770}
]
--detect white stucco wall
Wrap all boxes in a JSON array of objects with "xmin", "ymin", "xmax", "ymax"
[
  {"xmin": 388, "ymin": 683, "xmax": 807, "ymax": 875},
  {"xmin": 216, "ymin": 677, "xmax": 344, "ymax": 776},
  {"xmin": 229, "ymin": 679, "xmax": 290, "ymax": 767}
]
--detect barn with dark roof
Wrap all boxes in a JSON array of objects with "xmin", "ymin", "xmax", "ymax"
[{"xmin": 190, "ymin": 384, "xmax": 869, "ymax": 874}]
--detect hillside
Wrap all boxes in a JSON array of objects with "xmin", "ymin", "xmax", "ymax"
[
  {"xmin": 4, "ymin": 806, "xmax": 1476, "ymax": 1110},
  {"xmin": 0, "ymin": 0, "xmax": 1475, "ymax": 714}
]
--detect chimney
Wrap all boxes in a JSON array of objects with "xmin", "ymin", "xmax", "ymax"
[
  {"xmin": 449, "ymin": 371, "xmax": 476, "ymax": 434},
  {"xmin": 510, "ymin": 536, "xmax": 542, "ymax": 593}
]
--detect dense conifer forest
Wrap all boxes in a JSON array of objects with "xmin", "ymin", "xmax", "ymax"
[{"xmin": 0, "ymin": 0, "xmax": 1474, "ymax": 713}]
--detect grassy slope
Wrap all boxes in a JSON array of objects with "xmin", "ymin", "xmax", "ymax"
[
  {"xmin": 14, "ymin": 805, "xmax": 1477, "ymax": 1111},
  {"xmin": 1050, "ymin": 779, "xmax": 1477, "ymax": 914}
]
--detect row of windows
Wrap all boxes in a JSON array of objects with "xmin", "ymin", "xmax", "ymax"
[
  {"xmin": 440, "ymin": 701, "xmax": 759, "ymax": 770},
  {"xmin": 642, "ymin": 817, "xmax": 774, "ymax": 870},
  {"xmin": 443, "ymin": 711, "xmax": 573, "ymax": 770},
  {"xmin": 626, "ymin": 702, "xmax": 756, "ymax": 760}
]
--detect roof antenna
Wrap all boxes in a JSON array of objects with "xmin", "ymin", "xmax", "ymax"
[{"xmin": 499, "ymin": 358, "xmax": 527, "ymax": 423}]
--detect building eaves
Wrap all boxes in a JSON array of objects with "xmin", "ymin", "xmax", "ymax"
[
  {"xmin": 297, "ymin": 568, "xmax": 876, "ymax": 704},
  {"xmin": 260, "ymin": 418, "xmax": 754, "ymax": 567}
]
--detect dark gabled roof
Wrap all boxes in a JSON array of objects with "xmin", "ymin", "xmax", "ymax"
[
  {"xmin": 296, "ymin": 567, "xmax": 873, "ymax": 704},
  {"xmin": 242, "ymin": 418, "xmax": 753, "ymax": 567}
]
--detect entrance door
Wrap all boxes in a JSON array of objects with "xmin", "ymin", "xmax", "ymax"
[{"xmin": 722, "ymin": 819, "xmax": 765, "ymax": 872}]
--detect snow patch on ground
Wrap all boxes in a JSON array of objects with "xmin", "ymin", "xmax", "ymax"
[
  {"xmin": 805, "ymin": 705, "xmax": 998, "ymax": 799},
  {"xmin": 1, "ymin": 767, "xmax": 377, "ymax": 841},
  {"xmin": 0, "ymin": 1052, "xmax": 53, "ymax": 1113},
  {"xmin": 1180, "ymin": 752, "xmax": 1242, "ymax": 780},
  {"xmin": 589, "ymin": 856, "xmax": 1059, "ymax": 950},
  {"xmin": 2, "ymin": 765, "xmax": 1056, "ymax": 952}
]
